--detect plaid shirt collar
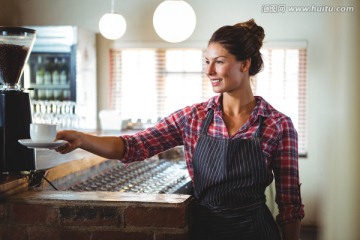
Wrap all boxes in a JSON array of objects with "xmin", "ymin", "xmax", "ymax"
[{"xmin": 205, "ymin": 94, "xmax": 272, "ymax": 119}]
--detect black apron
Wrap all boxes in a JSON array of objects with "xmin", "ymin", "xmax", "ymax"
[{"xmin": 191, "ymin": 109, "xmax": 281, "ymax": 240}]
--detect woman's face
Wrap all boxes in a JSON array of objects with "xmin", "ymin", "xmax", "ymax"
[{"xmin": 205, "ymin": 43, "xmax": 248, "ymax": 94}]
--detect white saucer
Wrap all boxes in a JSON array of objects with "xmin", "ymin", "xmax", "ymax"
[{"xmin": 18, "ymin": 139, "xmax": 67, "ymax": 149}]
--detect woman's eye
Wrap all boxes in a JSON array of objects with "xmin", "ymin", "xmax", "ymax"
[
  {"xmin": 205, "ymin": 60, "xmax": 210, "ymax": 65},
  {"xmin": 216, "ymin": 61, "xmax": 223, "ymax": 64}
]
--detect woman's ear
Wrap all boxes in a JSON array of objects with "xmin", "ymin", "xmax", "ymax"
[{"xmin": 241, "ymin": 58, "xmax": 251, "ymax": 72}]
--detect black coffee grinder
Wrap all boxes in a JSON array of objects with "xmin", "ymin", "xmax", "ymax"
[{"xmin": 0, "ymin": 27, "xmax": 36, "ymax": 173}]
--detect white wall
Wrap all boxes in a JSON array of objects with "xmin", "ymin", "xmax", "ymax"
[
  {"xmin": 2, "ymin": 0, "xmax": 360, "ymax": 235},
  {"xmin": 320, "ymin": 2, "xmax": 360, "ymax": 239}
]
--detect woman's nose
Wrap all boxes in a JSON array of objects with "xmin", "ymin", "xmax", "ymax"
[{"xmin": 206, "ymin": 62, "xmax": 215, "ymax": 75}]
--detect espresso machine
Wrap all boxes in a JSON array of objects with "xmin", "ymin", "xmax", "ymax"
[{"xmin": 0, "ymin": 27, "xmax": 36, "ymax": 173}]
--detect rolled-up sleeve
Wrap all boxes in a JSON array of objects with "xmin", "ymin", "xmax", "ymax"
[
  {"xmin": 273, "ymin": 117, "xmax": 305, "ymax": 225},
  {"xmin": 120, "ymin": 110, "xmax": 186, "ymax": 163}
]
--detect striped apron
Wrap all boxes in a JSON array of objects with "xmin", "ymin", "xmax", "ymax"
[{"xmin": 191, "ymin": 109, "xmax": 281, "ymax": 240}]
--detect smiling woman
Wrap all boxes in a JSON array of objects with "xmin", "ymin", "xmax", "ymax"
[{"xmin": 56, "ymin": 19, "xmax": 304, "ymax": 240}]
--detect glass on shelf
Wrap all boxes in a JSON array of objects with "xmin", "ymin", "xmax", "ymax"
[{"xmin": 31, "ymin": 100, "xmax": 82, "ymax": 130}]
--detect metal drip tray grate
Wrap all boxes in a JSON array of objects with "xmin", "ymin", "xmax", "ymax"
[{"xmin": 66, "ymin": 159, "xmax": 193, "ymax": 194}]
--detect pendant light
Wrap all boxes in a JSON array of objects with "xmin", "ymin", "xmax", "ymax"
[
  {"xmin": 153, "ymin": 0, "xmax": 197, "ymax": 43},
  {"xmin": 99, "ymin": 0, "xmax": 127, "ymax": 40}
]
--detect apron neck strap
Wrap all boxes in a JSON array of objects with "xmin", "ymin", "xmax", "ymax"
[
  {"xmin": 200, "ymin": 109, "xmax": 214, "ymax": 135},
  {"xmin": 254, "ymin": 116, "xmax": 264, "ymax": 138}
]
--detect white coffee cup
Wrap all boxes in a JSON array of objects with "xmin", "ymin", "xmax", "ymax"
[{"xmin": 30, "ymin": 123, "xmax": 57, "ymax": 142}]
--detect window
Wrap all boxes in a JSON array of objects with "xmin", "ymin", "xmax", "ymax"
[
  {"xmin": 110, "ymin": 47, "xmax": 307, "ymax": 156},
  {"xmin": 110, "ymin": 49, "xmax": 213, "ymax": 121},
  {"xmin": 110, "ymin": 49, "xmax": 158, "ymax": 122},
  {"xmin": 162, "ymin": 49, "xmax": 209, "ymax": 115},
  {"xmin": 252, "ymin": 48, "xmax": 307, "ymax": 156}
]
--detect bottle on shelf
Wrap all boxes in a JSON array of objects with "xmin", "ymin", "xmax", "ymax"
[
  {"xmin": 53, "ymin": 89, "xmax": 63, "ymax": 101},
  {"xmin": 44, "ymin": 58, "xmax": 53, "ymax": 85},
  {"xmin": 37, "ymin": 89, "xmax": 46, "ymax": 100},
  {"xmin": 63, "ymin": 90, "xmax": 71, "ymax": 101},
  {"xmin": 35, "ymin": 56, "xmax": 45, "ymax": 85},
  {"xmin": 52, "ymin": 58, "xmax": 60, "ymax": 85},
  {"xmin": 60, "ymin": 58, "xmax": 69, "ymax": 85}
]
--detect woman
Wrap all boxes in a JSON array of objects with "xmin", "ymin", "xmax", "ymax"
[{"xmin": 56, "ymin": 19, "xmax": 304, "ymax": 240}]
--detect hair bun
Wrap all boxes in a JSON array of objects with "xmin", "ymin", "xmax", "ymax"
[{"xmin": 234, "ymin": 19, "xmax": 265, "ymax": 47}]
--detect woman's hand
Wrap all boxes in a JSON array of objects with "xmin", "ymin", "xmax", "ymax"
[
  {"xmin": 281, "ymin": 220, "xmax": 301, "ymax": 240},
  {"xmin": 55, "ymin": 130, "xmax": 83, "ymax": 154}
]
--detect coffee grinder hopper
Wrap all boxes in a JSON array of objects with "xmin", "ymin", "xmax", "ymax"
[{"xmin": 0, "ymin": 27, "xmax": 36, "ymax": 90}]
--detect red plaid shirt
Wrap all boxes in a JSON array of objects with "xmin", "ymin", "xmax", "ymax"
[{"xmin": 121, "ymin": 95, "xmax": 304, "ymax": 225}]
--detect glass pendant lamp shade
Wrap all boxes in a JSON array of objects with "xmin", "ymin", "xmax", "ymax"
[
  {"xmin": 99, "ymin": 13, "xmax": 127, "ymax": 40},
  {"xmin": 153, "ymin": 0, "xmax": 197, "ymax": 43}
]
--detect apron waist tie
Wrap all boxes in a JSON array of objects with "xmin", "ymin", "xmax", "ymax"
[{"xmin": 196, "ymin": 198, "xmax": 266, "ymax": 213}]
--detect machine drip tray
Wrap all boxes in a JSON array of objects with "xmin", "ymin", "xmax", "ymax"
[{"xmin": 58, "ymin": 158, "xmax": 193, "ymax": 195}]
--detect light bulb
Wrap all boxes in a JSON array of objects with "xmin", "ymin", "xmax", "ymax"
[
  {"xmin": 153, "ymin": 0, "xmax": 196, "ymax": 43},
  {"xmin": 99, "ymin": 13, "xmax": 127, "ymax": 40}
]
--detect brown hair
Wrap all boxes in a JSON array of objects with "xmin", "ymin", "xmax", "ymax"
[{"xmin": 208, "ymin": 19, "xmax": 265, "ymax": 76}]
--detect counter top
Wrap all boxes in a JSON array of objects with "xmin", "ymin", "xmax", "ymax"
[
  {"xmin": 11, "ymin": 190, "xmax": 190, "ymax": 204},
  {"xmin": 35, "ymin": 148, "xmax": 99, "ymax": 170},
  {"xmin": 0, "ymin": 148, "xmax": 109, "ymax": 197}
]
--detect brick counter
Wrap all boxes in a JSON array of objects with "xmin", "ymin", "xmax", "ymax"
[
  {"xmin": 0, "ymin": 147, "xmax": 194, "ymax": 240},
  {"xmin": 0, "ymin": 191, "xmax": 192, "ymax": 240}
]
